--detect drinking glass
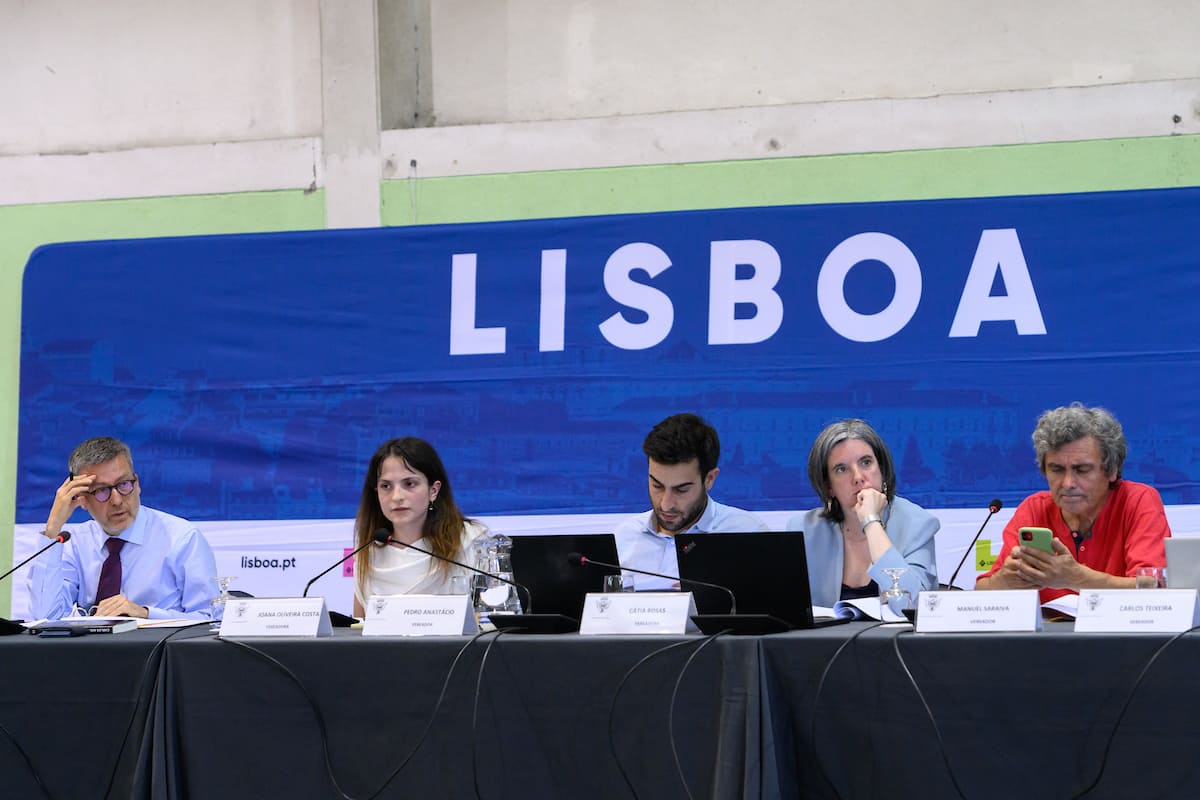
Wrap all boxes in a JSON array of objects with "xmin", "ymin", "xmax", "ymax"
[
  {"xmin": 1134, "ymin": 566, "xmax": 1166, "ymax": 589},
  {"xmin": 879, "ymin": 567, "xmax": 913, "ymax": 617},
  {"xmin": 603, "ymin": 573, "xmax": 635, "ymax": 593},
  {"xmin": 210, "ymin": 576, "xmax": 237, "ymax": 629}
]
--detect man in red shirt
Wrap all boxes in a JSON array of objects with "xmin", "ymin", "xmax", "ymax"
[{"xmin": 976, "ymin": 403, "xmax": 1170, "ymax": 602}]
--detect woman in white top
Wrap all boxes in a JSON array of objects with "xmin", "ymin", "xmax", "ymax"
[{"xmin": 352, "ymin": 437, "xmax": 487, "ymax": 615}]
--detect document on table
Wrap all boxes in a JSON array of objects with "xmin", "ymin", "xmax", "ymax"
[
  {"xmin": 812, "ymin": 597, "xmax": 907, "ymax": 622},
  {"xmin": 1041, "ymin": 593, "xmax": 1079, "ymax": 619}
]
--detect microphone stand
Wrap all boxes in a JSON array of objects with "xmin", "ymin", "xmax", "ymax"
[
  {"xmin": 0, "ymin": 533, "xmax": 71, "ymax": 583},
  {"xmin": 302, "ymin": 529, "xmax": 390, "ymax": 598},
  {"xmin": 1, "ymin": 531, "xmax": 71, "ymax": 635},
  {"xmin": 943, "ymin": 501, "xmax": 1003, "ymax": 590}
]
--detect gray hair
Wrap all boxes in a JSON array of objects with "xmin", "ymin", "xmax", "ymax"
[
  {"xmin": 1032, "ymin": 403, "xmax": 1126, "ymax": 479},
  {"xmin": 68, "ymin": 437, "xmax": 134, "ymax": 475},
  {"xmin": 807, "ymin": 418, "xmax": 897, "ymax": 523}
]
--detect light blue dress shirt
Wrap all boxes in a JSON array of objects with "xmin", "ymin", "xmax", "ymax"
[
  {"xmin": 788, "ymin": 495, "xmax": 939, "ymax": 608},
  {"xmin": 614, "ymin": 498, "xmax": 770, "ymax": 590},
  {"xmin": 27, "ymin": 505, "xmax": 219, "ymax": 620}
]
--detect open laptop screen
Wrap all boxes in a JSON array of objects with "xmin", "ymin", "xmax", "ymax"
[
  {"xmin": 509, "ymin": 533, "xmax": 619, "ymax": 620},
  {"xmin": 674, "ymin": 531, "xmax": 815, "ymax": 628},
  {"xmin": 1165, "ymin": 538, "xmax": 1200, "ymax": 589}
]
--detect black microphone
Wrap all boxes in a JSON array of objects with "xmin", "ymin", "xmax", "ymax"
[
  {"xmin": 386, "ymin": 536, "xmax": 534, "ymax": 614},
  {"xmin": 302, "ymin": 528, "xmax": 391, "ymax": 598},
  {"xmin": 567, "ymin": 551, "xmax": 737, "ymax": 614},
  {"xmin": 1, "ymin": 531, "xmax": 72, "ymax": 635},
  {"xmin": 943, "ymin": 499, "xmax": 1003, "ymax": 590},
  {"xmin": 0, "ymin": 530, "xmax": 71, "ymax": 583}
]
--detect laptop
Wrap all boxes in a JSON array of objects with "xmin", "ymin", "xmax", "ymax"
[
  {"xmin": 675, "ymin": 531, "xmax": 849, "ymax": 634},
  {"xmin": 490, "ymin": 533, "xmax": 620, "ymax": 633},
  {"xmin": 1165, "ymin": 538, "xmax": 1200, "ymax": 589}
]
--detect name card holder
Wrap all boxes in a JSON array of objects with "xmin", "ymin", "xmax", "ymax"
[
  {"xmin": 219, "ymin": 597, "xmax": 333, "ymax": 638},
  {"xmin": 1074, "ymin": 589, "xmax": 1200, "ymax": 633},
  {"xmin": 915, "ymin": 589, "xmax": 1042, "ymax": 633},
  {"xmin": 579, "ymin": 591, "xmax": 697, "ymax": 635},
  {"xmin": 362, "ymin": 594, "xmax": 478, "ymax": 636}
]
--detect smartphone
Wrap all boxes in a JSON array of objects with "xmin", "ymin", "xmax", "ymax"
[{"xmin": 1019, "ymin": 527, "xmax": 1055, "ymax": 553}]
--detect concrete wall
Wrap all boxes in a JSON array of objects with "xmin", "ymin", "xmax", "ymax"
[
  {"xmin": 424, "ymin": 0, "xmax": 1200, "ymax": 124},
  {"xmin": 2, "ymin": 0, "xmax": 1199, "ymax": 612}
]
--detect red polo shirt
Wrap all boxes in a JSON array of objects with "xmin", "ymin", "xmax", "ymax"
[{"xmin": 976, "ymin": 480, "xmax": 1171, "ymax": 603}]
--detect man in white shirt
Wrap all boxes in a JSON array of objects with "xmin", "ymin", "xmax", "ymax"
[{"xmin": 614, "ymin": 414, "xmax": 769, "ymax": 588}]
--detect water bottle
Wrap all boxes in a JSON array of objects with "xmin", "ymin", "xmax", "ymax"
[{"xmin": 472, "ymin": 533, "xmax": 523, "ymax": 622}]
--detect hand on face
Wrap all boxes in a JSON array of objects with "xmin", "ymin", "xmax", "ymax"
[
  {"xmin": 50, "ymin": 456, "xmax": 141, "ymax": 536},
  {"xmin": 827, "ymin": 438, "xmax": 885, "ymax": 522},
  {"xmin": 854, "ymin": 487, "xmax": 888, "ymax": 522},
  {"xmin": 46, "ymin": 474, "xmax": 96, "ymax": 537}
]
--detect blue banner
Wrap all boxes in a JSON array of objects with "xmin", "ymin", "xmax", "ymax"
[{"xmin": 18, "ymin": 187, "xmax": 1200, "ymax": 523}]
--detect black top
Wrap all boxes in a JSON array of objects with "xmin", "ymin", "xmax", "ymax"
[{"xmin": 839, "ymin": 580, "xmax": 880, "ymax": 601}]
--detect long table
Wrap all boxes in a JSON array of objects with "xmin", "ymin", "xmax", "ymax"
[
  {"xmin": 758, "ymin": 624, "xmax": 1200, "ymax": 799},
  {"xmin": 152, "ymin": 629, "xmax": 762, "ymax": 799},
  {"xmin": 0, "ymin": 627, "xmax": 179, "ymax": 799},
  {"xmin": 3, "ymin": 623, "xmax": 1200, "ymax": 799}
]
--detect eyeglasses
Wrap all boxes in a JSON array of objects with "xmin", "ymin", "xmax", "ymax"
[{"xmin": 88, "ymin": 476, "xmax": 138, "ymax": 503}]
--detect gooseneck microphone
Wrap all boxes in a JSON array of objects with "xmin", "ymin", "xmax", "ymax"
[
  {"xmin": 386, "ymin": 533, "xmax": 534, "ymax": 613},
  {"xmin": 1, "ymin": 530, "xmax": 72, "ymax": 635},
  {"xmin": 566, "ymin": 551, "xmax": 737, "ymax": 614},
  {"xmin": 944, "ymin": 499, "xmax": 1004, "ymax": 590},
  {"xmin": 0, "ymin": 530, "xmax": 71, "ymax": 583},
  {"xmin": 302, "ymin": 528, "xmax": 391, "ymax": 598}
]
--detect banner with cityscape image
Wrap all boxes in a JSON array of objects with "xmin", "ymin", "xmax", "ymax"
[{"xmin": 18, "ymin": 187, "xmax": 1200, "ymax": 525}]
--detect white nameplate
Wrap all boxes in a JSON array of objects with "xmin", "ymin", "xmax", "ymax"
[
  {"xmin": 915, "ymin": 590, "xmax": 1042, "ymax": 633},
  {"xmin": 218, "ymin": 597, "xmax": 332, "ymax": 638},
  {"xmin": 1074, "ymin": 589, "xmax": 1200, "ymax": 633},
  {"xmin": 578, "ymin": 591, "xmax": 697, "ymax": 635},
  {"xmin": 361, "ymin": 594, "xmax": 478, "ymax": 636}
]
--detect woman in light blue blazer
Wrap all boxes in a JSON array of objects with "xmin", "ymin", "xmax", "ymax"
[{"xmin": 788, "ymin": 419, "xmax": 939, "ymax": 608}]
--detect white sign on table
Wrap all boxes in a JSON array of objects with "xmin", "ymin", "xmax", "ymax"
[
  {"xmin": 914, "ymin": 589, "xmax": 1042, "ymax": 633},
  {"xmin": 578, "ymin": 591, "xmax": 697, "ymax": 635},
  {"xmin": 361, "ymin": 594, "xmax": 478, "ymax": 636},
  {"xmin": 218, "ymin": 597, "xmax": 332, "ymax": 638},
  {"xmin": 1074, "ymin": 589, "xmax": 1200, "ymax": 633}
]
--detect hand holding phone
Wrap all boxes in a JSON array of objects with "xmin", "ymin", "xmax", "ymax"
[{"xmin": 1018, "ymin": 527, "xmax": 1055, "ymax": 554}]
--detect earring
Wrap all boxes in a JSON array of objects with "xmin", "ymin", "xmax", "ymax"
[
  {"xmin": 428, "ymin": 500, "xmax": 435, "ymax": 512},
  {"xmin": 882, "ymin": 482, "xmax": 889, "ymax": 494}
]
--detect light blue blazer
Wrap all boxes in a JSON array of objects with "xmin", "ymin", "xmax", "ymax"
[{"xmin": 787, "ymin": 496, "xmax": 940, "ymax": 608}]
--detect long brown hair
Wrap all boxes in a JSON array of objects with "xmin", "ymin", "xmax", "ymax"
[{"xmin": 354, "ymin": 437, "xmax": 468, "ymax": 584}]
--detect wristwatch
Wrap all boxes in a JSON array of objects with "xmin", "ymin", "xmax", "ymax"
[{"xmin": 861, "ymin": 514, "xmax": 884, "ymax": 530}]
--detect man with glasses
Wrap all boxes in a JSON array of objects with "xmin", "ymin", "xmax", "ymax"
[{"xmin": 27, "ymin": 436, "xmax": 219, "ymax": 620}]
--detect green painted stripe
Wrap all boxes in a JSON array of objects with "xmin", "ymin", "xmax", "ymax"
[{"xmin": 381, "ymin": 134, "xmax": 1200, "ymax": 225}]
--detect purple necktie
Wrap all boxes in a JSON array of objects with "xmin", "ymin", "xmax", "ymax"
[{"xmin": 96, "ymin": 538, "xmax": 125, "ymax": 603}]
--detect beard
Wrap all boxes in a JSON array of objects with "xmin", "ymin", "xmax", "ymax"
[{"xmin": 654, "ymin": 490, "xmax": 708, "ymax": 534}]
